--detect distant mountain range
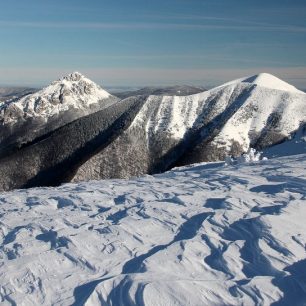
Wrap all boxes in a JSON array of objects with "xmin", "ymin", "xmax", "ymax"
[
  {"xmin": 0, "ymin": 72, "xmax": 305, "ymax": 191},
  {"xmin": 0, "ymin": 87, "xmax": 37, "ymax": 102},
  {"xmin": 112, "ymin": 85, "xmax": 206, "ymax": 99}
]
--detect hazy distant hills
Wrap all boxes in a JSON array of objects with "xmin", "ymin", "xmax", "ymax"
[
  {"xmin": 0, "ymin": 72, "xmax": 305, "ymax": 191},
  {"xmin": 0, "ymin": 87, "xmax": 37, "ymax": 102},
  {"xmin": 112, "ymin": 85, "xmax": 206, "ymax": 99}
]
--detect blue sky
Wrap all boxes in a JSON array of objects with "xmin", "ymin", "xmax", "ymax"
[{"xmin": 0, "ymin": 0, "xmax": 306, "ymax": 88}]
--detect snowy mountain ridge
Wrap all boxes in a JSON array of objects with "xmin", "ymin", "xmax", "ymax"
[
  {"xmin": 132, "ymin": 73, "xmax": 305, "ymax": 143},
  {"xmin": 0, "ymin": 72, "xmax": 118, "ymax": 158},
  {"xmin": 209, "ymin": 79, "xmax": 306, "ymax": 154},
  {"xmin": 0, "ymin": 72, "xmax": 305, "ymax": 190},
  {"xmin": 0, "ymin": 72, "xmax": 112, "ymax": 124},
  {"xmin": 73, "ymin": 73, "xmax": 306, "ymax": 182},
  {"xmin": 217, "ymin": 72, "xmax": 304, "ymax": 94}
]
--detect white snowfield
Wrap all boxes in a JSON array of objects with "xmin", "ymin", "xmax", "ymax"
[
  {"xmin": 0, "ymin": 153, "xmax": 305, "ymax": 305},
  {"xmin": 0, "ymin": 72, "xmax": 112, "ymax": 124}
]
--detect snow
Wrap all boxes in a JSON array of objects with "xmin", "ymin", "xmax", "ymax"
[
  {"xmin": 71, "ymin": 73, "xmax": 306, "ymax": 184},
  {"xmin": 206, "ymin": 79, "xmax": 306, "ymax": 153},
  {"xmin": 130, "ymin": 92, "xmax": 208, "ymax": 140},
  {"xmin": 243, "ymin": 73, "xmax": 304, "ymax": 93},
  {"xmin": 264, "ymin": 125, "xmax": 306, "ymax": 158},
  {"xmin": 128, "ymin": 75, "xmax": 306, "ymax": 159},
  {"xmin": 0, "ymin": 153, "xmax": 305, "ymax": 305},
  {"xmin": 0, "ymin": 72, "xmax": 112, "ymax": 124},
  {"xmin": 225, "ymin": 148, "xmax": 266, "ymax": 165},
  {"xmin": 219, "ymin": 72, "xmax": 304, "ymax": 94}
]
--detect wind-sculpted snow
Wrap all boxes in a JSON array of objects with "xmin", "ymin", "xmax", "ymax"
[{"xmin": 0, "ymin": 154, "xmax": 305, "ymax": 305}]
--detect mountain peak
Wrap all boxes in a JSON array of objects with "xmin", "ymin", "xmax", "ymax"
[
  {"xmin": 0, "ymin": 72, "xmax": 114, "ymax": 124},
  {"xmin": 41, "ymin": 71, "xmax": 111, "ymax": 103},
  {"xmin": 218, "ymin": 72, "xmax": 304, "ymax": 94},
  {"xmin": 242, "ymin": 72, "xmax": 303, "ymax": 93},
  {"xmin": 61, "ymin": 71, "xmax": 85, "ymax": 82}
]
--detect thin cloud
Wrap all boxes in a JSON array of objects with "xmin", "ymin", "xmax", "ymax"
[
  {"xmin": 53, "ymin": 53, "xmax": 296, "ymax": 66},
  {"xmin": 116, "ymin": 12, "xmax": 306, "ymax": 33},
  {"xmin": 0, "ymin": 20, "xmax": 306, "ymax": 33}
]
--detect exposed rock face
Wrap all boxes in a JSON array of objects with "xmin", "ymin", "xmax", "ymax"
[
  {"xmin": 0, "ymin": 72, "xmax": 118, "ymax": 156},
  {"xmin": 0, "ymin": 72, "xmax": 305, "ymax": 191}
]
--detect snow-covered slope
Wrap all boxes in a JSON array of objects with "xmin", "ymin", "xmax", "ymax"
[
  {"xmin": 0, "ymin": 72, "xmax": 118, "ymax": 157},
  {"xmin": 0, "ymin": 72, "xmax": 113, "ymax": 124},
  {"xmin": 0, "ymin": 96, "xmax": 144, "ymax": 191},
  {"xmin": 264, "ymin": 124, "xmax": 306, "ymax": 158},
  {"xmin": 218, "ymin": 72, "xmax": 304, "ymax": 94},
  {"xmin": 72, "ymin": 92, "xmax": 211, "ymax": 181},
  {"xmin": 0, "ymin": 154, "xmax": 305, "ymax": 305},
  {"xmin": 184, "ymin": 73, "xmax": 306, "ymax": 162},
  {"xmin": 73, "ymin": 73, "xmax": 306, "ymax": 182},
  {"xmin": 207, "ymin": 80, "xmax": 306, "ymax": 154}
]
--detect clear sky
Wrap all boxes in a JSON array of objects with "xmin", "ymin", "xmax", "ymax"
[{"xmin": 0, "ymin": 0, "xmax": 306, "ymax": 88}]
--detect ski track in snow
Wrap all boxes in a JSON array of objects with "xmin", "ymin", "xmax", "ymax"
[{"xmin": 0, "ymin": 154, "xmax": 306, "ymax": 305}]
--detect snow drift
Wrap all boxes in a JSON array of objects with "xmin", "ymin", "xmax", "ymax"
[{"xmin": 0, "ymin": 153, "xmax": 305, "ymax": 305}]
